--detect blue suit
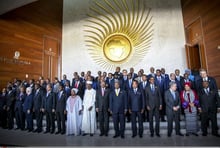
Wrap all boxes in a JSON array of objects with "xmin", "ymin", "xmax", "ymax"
[
  {"xmin": 109, "ymin": 89, "xmax": 127, "ymax": 137},
  {"xmin": 128, "ymin": 88, "xmax": 145, "ymax": 136},
  {"xmin": 23, "ymin": 94, "xmax": 33, "ymax": 131}
]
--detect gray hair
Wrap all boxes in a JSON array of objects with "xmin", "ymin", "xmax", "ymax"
[
  {"xmin": 26, "ymin": 87, "xmax": 32, "ymax": 95},
  {"xmin": 169, "ymin": 81, "xmax": 176, "ymax": 88}
]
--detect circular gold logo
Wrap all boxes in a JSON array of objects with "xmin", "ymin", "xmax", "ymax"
[{"xmin": 103, "ymin": 34, "xmax": 132, "ymax": 63}]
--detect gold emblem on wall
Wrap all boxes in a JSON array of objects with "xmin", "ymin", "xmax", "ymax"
[{"xmin": 84, "ymin": 0, "xmax": 153, "ymax": 71}]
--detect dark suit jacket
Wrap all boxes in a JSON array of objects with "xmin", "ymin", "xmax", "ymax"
[
  {"xmin": 165, "ymin": 90, "xmax": 181, "ymax": 114},
  {"xmin": 198, "ymin": 88, "xmax": 220, "ymax": 113},
  {"xmin": 124, "ymin": 79, "xmax": 133, "ymax": 91},
  {"xmin": 23, "ymin": 94, "xmax": 33, "ymax": 112},
  {"xmin": 109, "ymin": 89, "xmax": 127, "ymax": 114},
  {"xmin": 155, "ymin": 76, "xmax": 166, "ymax": 96},
  {"xmin": 14, "ymin": 93, "xmax": 26, "ymax": 111},
  {"xmin": 128, "ymin": 88, "xmax": 145, "ymax": 112},
  {"xmin": 145, "ymin": 85, "xmax": 162, "ymax": 109},
  {"xmin": 0, "ymin": 93, "xmax": 6, "ymax": 111},
  {"xmin": 56, "ymin": 91, "xmax": 67, "ymax": 112},
  {"xmin": 72, "ymin": 81, "xmax": 84, "ymax": 99},
  {"xmin": 6, "ymin": 91, "xmax": 15, "ymax": 110},
  {"xmin": 43, "ymin": 91, "xmax": 56, "ymax": 112},
  {"xmin": 95, "ymin": 88, "xmax": 110, "ymax": 112},
  {"xmin": 33, "ymin": 89, "xmax": 44, "ymax": 110},
  {"xmin": 196, "ymin": 76, "xmax": 218, "ymax": 92}
]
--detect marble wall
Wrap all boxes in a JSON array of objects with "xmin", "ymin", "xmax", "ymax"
[{"xmin": 62, "ymin": 0, "xmax": 186, "ymax": 78}]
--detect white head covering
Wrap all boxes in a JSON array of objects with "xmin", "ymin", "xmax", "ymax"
[
  {"xmin": 86, "ymin": 81, "xmax": 93, "ymax": 85},
  {"xmin": 71, "ymin": 88, "xmax": 78, "ymax": 94}
]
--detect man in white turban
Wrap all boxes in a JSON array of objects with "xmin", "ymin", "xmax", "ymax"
[{"xmin": 81, "ymin": 81, "xmax": 96, "ymax": 136}]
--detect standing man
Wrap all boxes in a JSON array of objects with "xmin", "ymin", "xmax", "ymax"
[
  {"xmin": 109, "ymin": 80, "xmax": 127, "ymax": 139},
  {"xmin": 6, "ymin": 86, "xmax": 15, "ymax": 130},
  {"xmin": 128, "ymin": 80, "xmax": 145, "ymax": 138},
  {"xmin": 33, "ymin": 84, "xmax": 44, "ymax": 133},
  {"xmin": 146, "ymin": 77, "xmax": 162, "ymax": 137},
  {"xmin": 165, "ymin": 82, "xmax": 184, "ymax": 137},
  {"xmin": 198, "ymin": 81, "xmax": 220, "ymax": 137},
  {"xmin": 95, "ymin": 81, "xmax": 110, "ymax": 137},
  {"xmin": 23, "ymin": 87, "xmax": 33, "ymax": 132},
  {"xmin": 81, "ymin": 81, "xmax": 96, "ymax": 136},
  {"xmin": 56, "ymin": 83, "xmax": 67, "ymax": 135},
  {"xmin": 42, "ymin": 84, "xmax": 56, "ymax": 134}
]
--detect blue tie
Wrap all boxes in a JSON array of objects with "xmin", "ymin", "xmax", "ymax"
[{"xmin": 172, "ymin": 91, "xmax": 176, "ymax": 100}]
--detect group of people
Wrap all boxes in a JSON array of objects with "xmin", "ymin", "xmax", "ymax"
[{"xmin": 0, "ymin": 67, "xmax": 219, "ymax": 139}]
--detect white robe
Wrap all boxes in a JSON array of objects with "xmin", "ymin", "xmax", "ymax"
[
  {"xmin": 81, "ymin": 88, "xmax": 96, "ymax": 134},
  {"xmin": 66, "ymin": 95, "xmax": 82, "ymax": 136}
]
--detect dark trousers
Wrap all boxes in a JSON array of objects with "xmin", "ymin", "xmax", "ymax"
[
  {"xmin": 201, "ymin": 111, "xmax": 218, "ymax": 135},
  {"xmin": 131, "ymin": 111, "xmax": 143, "ymax": 136},
  {"xmin": 98, "ymin": 110, "xmax": 109, "ymax": 135},
  {"xmin": 0, "ymin": 110, "xmax": 7, "ymax": 128},
  {"xmin": 45, "ymin": 111, "xmax": 55, "ymax": 132},
  {"xmin": 143, "ymin": 109, "xmax": 149, "ymax": 122},
  {"xmin": 15, "ymin": 108, "xmax": 25, "ymax": 129},
  {"xmin": 7, "ymin": 109, "xmax": 14, "ymax": 129},
  {"xmin": 149, "ymin": 107, "xmax": 160, "ymax": 134},
  {"xmin": 25, "ymin": 112, "xmax": 33, "ymax": 130},
  {"xmin": 56, "ymin": 111, "xmax": 66, "ymax": 133},
  {"xmin": 160, "ymin": 98, "xmax": 166, "ymax": 120},
  {"xmin": 112, "ymin": 113, "xmax": 125, "ymax": 136},
  {"xmin": 167, "ymin": 110, "xmax": 180, "ymax": 135},
  {"xmin": 35, "ymin": 110, "xmax": 43, "ymax": 131}
]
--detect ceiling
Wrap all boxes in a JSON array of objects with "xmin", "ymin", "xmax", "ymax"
[{"xmin": 0, "ymin": 0, "xmax": 37, "ymax": 15}]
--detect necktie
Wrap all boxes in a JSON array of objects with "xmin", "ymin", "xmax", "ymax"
[
  {"xmin": 116, "ymin": 89, "xmax": 119, "ymax": 96},
  {"xmin": 134, "ymin": 89, "xmax": 137, "ymax": 94},
  {"xmin": 205, "ymin": 88, "xmax": 209, "ymax": 95},
  {"xmin": 151, "ymin": 85, "xmax": 155, "ymax": 92},
  {"xmin": 158, "ymin": 77, "xmax": 161, "ymax": 83},
  {"xmin": 187, "ymin": 93, "xmax": 192, "ymax": 113},
  {"xmin": 143, "ymin": 82, "xmax": 146, "ymax": 88},
  {"xmin": 75, "ymin": 81, "xmax": 78, "ymax": 88}
]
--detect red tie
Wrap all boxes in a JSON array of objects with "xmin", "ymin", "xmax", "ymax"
[
  {"xmin": 187, "ymin": 93, "xmax": 192, "ymax": 113},
  {"xmin": 75, "ymin": 81, "xmax": 78, "ymax": 88}
]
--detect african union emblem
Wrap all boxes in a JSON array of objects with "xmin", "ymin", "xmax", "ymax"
[{"xmin": 84, "ymin": 0, "xmax": 153, "ymax": 71}]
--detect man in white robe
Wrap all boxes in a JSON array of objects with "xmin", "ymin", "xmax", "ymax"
[
  {"xmin": 66, "ymin": 88, "xmax": 83, "ymax": 136},
  {"xmin": 81, "ymin": 81, "xmax": 96, "ymax": 136}
]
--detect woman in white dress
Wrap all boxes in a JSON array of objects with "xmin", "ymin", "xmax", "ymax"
[{"xmin": 66, "ymin": 88, "xmax": 83, "ymax": 136}]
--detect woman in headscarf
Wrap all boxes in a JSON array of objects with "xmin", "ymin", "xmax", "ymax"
[
  {"xmin": 66, "ymin": 88, "xmax": 83, "ymax": 136},
  {"xmin": 180, "ymin": 82, "xmax": 199, "ymax": 136}
]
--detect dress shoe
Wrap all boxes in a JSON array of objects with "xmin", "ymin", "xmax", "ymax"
[
  {"xmin": 82, "ymin": 133, "xmax": 87, "ymax": 136},
  {"xmin": 28, "ymin": 129, "xmax": 33, "ymax": 132},
  {"xmin": 139, "ymin": 135, "xmax": 143, "ymax": 138},
  {"xmin": 168, "ymin": 134, "xmax": 171, "ymax": 137},
  {"xmin": 121, "ymin": 135, "xmax": 124, "ymax": 139},
  {"xmin": 99, "ymin": 133, "xmax": 104, "ymax": 136},
  {"xmin": 185, "ymin": 133, "xmax": 189, "ymax": 136},
  {"xmin": 90, "ymin": 134, "xmax": 93, "ymax": 136},
  {"xmin": 192, "ymin": 133, "xmax": 198, "ymax": 136},
  {"xmin": 150, "ymin": 133, "xmax": 154, "ymax": 137},
  {"xmin": 33, "ymin": 129, "xmax": 38, "ymax": 133},
  {"xmin": 55, "ymin": 131, "xmax": 60, "ymax": 134},
  {"xmin": 44, "ymin": 131, "xmax": 49, "ymax": 134},
  {"xmin": 132, "ymin": 135, "xmax": 136, "ymax": 138},
  {"xmin": 15, "ymin": 127, "xmax": 20, "ymax": 130},
  {"xmin": 50, "ymin": 130, "xmax": 55, "ymax": 134},
  {"xmin": 105, "ymin": 134, "xmax": 108, "ymax": 137},
  {"xmin": 113, "ymin": 135, "xmax": 119, "ymax": 138},
  {"xmin": 61, "ymin": 131, "xmax": 65, "ymax": 135},
  {"xmin": 202, "ymin": 133, "xmax": 207, "ymax": 136},
  {"xmin": 156, "ymin": 134, "xmax": 160, "ymax": 137},
  {"xmin": 37, "ymin": 130, "xmax": 42, "ymax": 133},
  {"xmin": 177, "ymin": 133, "xmax": 184, "ymax": 136}
]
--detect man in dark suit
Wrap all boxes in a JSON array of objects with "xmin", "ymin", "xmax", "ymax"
[
  {"xmin": 147, "ymin": 67, "xmax": 156, "ymax": 80},
  {"xmin": 33, "ymin": 84, "xmax": 44, "ymax": 133},
  {"xmin": 14, "ymin": 86, "xmax": 26, "ymax": 130},
  {"xmin": 96, "ymin": 81, "xmax": 110, "ymax": 137},
  {"xmin": 198, "ymin": 81, "xmax": 220, "ymax": 137},
  {"xmin": 56, "ymin": 83, "xmax": 67, "ymax": 135},
  {"xmin": 6, "ymin": 86, "xmax": 15, "ymax": 129},
  {"xmin": 155, "ymin": 69, "xmax": 166, "ymax": 122},
  {"xmin": 165, "ymin": 81, "xmax": 183, "ymax": 137},
  {"xmin": 175, "ymin": 69, "xmax": 184, "ymax": 90},
  {"xmin": 42, "ymin": 84, "xmax": 56, "ymax": 134},
  {"xmin": 109, "ymin": 80, "xmax": 127, "ymax": 139},
  {"xmin": 61, "ymin": 74, "xmax": 70, "ymax": 86},
  {"xmin": 130, "ymin": 67, "xmax": 138, "ymax": 80},
  {"xmin": 114, "ymin": 66, "xmax": 123, "ymax": 80},
  {"xmin": 180, "ymin": 73, "xmax": 194, "ymax": 91},
  {"xmin": 195, "ymin": 69, "xmax": 218, "ymax": 93},
  {"xmin": 146, "ymin": 76, "xmax": 162, "ymax": 137},
  {"xmin": 165, "ymin": 73, "xmax": 181, "ymax": 93},
  {"xmin": 124, "ymin": 73, "xmax": 133, "ymax": 91},
  {"xmin": 128, "ymin": 80, "xmax": 145, "ymax": 138},
  {"xmin": 23, "ymin": 87, "xmax": 34, "ymax": 132},
  {"xmin": 139, "ymin": 74, "xmax": 149, "ymax": 122},
  {"xmin": 72, "ymin": 75, "xmax": 84, "ymax": 99}
]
